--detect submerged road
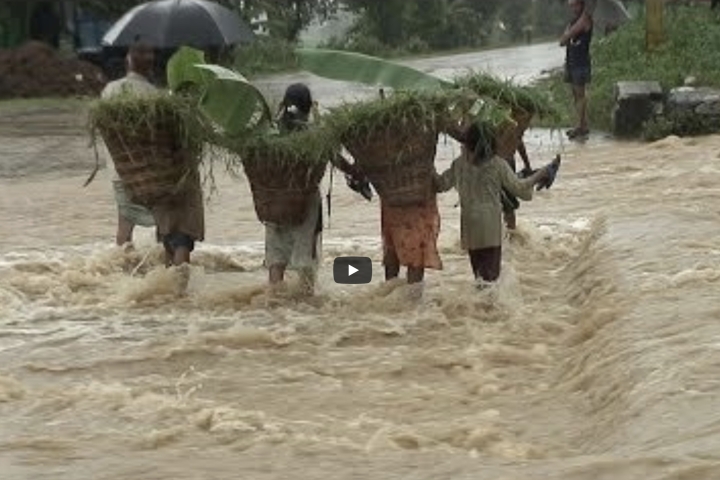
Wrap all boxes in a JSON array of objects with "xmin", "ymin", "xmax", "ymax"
[{"xmin": 259, "ymin": 42, "xmax": 564, "ymax": 107}]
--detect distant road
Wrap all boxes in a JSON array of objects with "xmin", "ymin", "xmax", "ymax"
[{"xmin": 260, "ymin": 42, "xmax": 564, "ymax": 107}]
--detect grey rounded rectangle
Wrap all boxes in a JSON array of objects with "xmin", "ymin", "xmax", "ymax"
[{"xmin": 333, "ymin": 256, "xmax": 373, "ymax": 285}]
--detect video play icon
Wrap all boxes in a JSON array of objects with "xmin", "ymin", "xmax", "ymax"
[{"xmin": 333, "ymin": 257, "xmax": 372, "ymax": 285}]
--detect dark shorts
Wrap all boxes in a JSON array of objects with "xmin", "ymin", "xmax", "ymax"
[
  {"xmin": 469, "ymin": 247, "xmax": 502, "ymax": 283},
  {"xmin": 159, "ymin": 232, "xmax": 196, "ymax": 253},
  {"xmin": 565, "ymin": 65, "xmax": 592, "ymax": 86}
]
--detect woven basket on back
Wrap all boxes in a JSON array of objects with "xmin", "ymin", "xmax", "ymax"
[
  {"xmin": 343, "ymin": 120, "xmax": 438, "ymax": 208},
  {"xmin": 495, "ymin": 109, "xmax": 533, "ymax": 160},
  {"xmin": 242, "ymin": 153, "xmax": 327, "ymax": 226},
  {"xmin": 101, "ymin": 117, "xmax": 198, "ymax": 208}
]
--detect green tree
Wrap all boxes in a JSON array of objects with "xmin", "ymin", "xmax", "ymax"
[
  {"xmin": 79, "ymin": 0, "xmax": 333, "ymax": 43},
  {"xmin": 260, "ymin": 0, "xmax": 336, "ymax": 42},
  {"xmin": 343, "ymin": 0, "xmax": 408, "ymax": 46}
]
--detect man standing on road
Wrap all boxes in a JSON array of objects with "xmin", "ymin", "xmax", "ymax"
[
  {"xmin": 560, "ymin": 0, "xmax": 594, "ymax": 140},
  {"xmin": 100, "ymin": 44, "xmax": 157, "ymax": 247}
]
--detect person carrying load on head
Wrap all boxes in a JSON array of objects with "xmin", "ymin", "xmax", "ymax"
[
  {"xmin": 100, "ymin": 43, "xmax": 157, "ymax": 248},
  {"xmin": 101, "ymin": 41, "xmax": 205, "ymax": 269},
  {"xmin": 265, "ymin": 83, "xmax": 371, "ymax": 296},
  {"xmin": 495, "ymin": 111, "xmax": 536, "ymax": 231},
  {"xmin": 435, "ymin": 123, "xmax": 561, "ymax": 287},
  {"xmin": 375, "ymin": 90, "xmax": 443, "ymax": 288}
]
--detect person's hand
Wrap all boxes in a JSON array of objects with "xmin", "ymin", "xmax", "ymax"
[
  {"xmin": 345, "ymin": 174, "xmax": 373, "ymax": 201},
  {"xmin": 560, "ymin": 34, "xmax": 569, "ymax": 47},
  {"xmin": 519, "ymin": 166, "xmax": 536, "ymax": 178}
]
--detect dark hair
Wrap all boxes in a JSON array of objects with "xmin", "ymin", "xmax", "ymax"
[
  {"xmin": 462, "ymin": 123, "xmax": 494, "ymax": 162},
  {"xmin": 128, "ymin": 39, "xmax": 154, "ymax": 76},
  {"xmin": 282, "ymin": 83, "xmax": 313, "ymax": 114},
  {"xmin": 279, "ymin": 83, "xmax": 313, "ymax": 132}
]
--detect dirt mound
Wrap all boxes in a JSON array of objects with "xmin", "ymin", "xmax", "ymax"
[{"xmin": 0, "ymin": 41, "xmax": 107, "ymax": 99}]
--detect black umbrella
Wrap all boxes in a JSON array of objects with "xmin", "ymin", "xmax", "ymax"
[{"xmin": 102, "ymin": 0, "xmax": 256, "ymax": 48}]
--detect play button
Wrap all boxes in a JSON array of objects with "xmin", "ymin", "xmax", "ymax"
[{"xmin": 333, "ymin": 257, "xmax": 372, "ymax": 285}]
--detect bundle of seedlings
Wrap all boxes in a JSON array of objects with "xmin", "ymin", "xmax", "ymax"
[
  {"xmin": 165, "ymin": 47, "xmax": 339, "ymax": 225},
  {"xmin": 326, "ymin": 90, "xmax": 453, "ymax": 207},
  {"xmin": 88, "ymin": 93, "xmax": 210, "ymax": 207},
  {"xmin": 453, "ymin": 72, "xmax": 559, "ymax": 158},
  {"xmin": 226, "ymin": 126, "xmax": 339, "ymax": 225}
]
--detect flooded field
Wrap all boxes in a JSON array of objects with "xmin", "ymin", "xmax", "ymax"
[{"xmin": 2, "ymin": 44, "xmax": 720, "ymax": 479}]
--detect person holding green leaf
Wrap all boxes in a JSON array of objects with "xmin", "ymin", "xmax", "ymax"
[
  {"xmin": 266, "ymin": 83, "xmax": 370, "ymax": 295},
  {"xmin": 435, "ymin": 123, "xmax": 560, "ymax": 287}
]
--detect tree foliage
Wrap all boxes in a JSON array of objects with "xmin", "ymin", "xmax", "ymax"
[
  {"xmin": 336, "ymin": 0, "xmax": 573, "ymax": 54},
  {"xmin": 77, "ymin": 0, "xmax": 334, "ymax": 43}
]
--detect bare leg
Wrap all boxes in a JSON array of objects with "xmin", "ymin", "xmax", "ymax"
[
  {"xmin": 172, "ymin": 246, "xmax": 191, "ymax": 266},
  {"xmin": 384, "ymin": 249, "xmax": 400, "ymax": 281},
  {"xmin": 574, "ymin": 85, "xmax": 588, "ymax": 132},
  {"xmin": 298, "ymin": 268, "xmax": 316, "ymax": 296},
  {"xmin": 407, "ymin": 267, "xmax": 425, "ymax": 284},
  {"xmin": 116, "ymin": 213, "xmax": 135, "ymax": 246},
  {"xmin": 269, "ymin": 264, "xmax": 287, "ymax": 285}
]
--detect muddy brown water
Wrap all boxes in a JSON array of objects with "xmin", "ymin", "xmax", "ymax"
[{"xmin": 2, "ymin": 43, "xmax": 720, "ymax": 479}]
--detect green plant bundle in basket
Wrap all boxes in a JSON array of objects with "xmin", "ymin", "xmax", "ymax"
[
  {"xmin": 89, "ymin": 93, "xmax": 204, "ymax": 207},
  {"xmin": 453, "ymin": 72, "xmax": 560, "ymax": 159},
  {"xmin": 230, "ymin": 127, "xmax": 337, "ymax": 225},
  {"xmin": 327, "ymin": 91, "xmax": 452, "ymax": 208},
  {"xmin": 453, "ymin": 72, "xmax": 558, "ymax": 120}
]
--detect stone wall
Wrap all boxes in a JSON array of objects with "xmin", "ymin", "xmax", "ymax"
[{"xmin": 612, "ymin": 81, "xmax": 720, "ymax": 140}]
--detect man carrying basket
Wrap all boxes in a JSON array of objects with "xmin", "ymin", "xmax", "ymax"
[
  {"xmin": 101, "ymin": 43, "xmax": 157, "ymax": 248},
  {"xmin": 100, "ymin": 42, "xmax": 205, "ymax": 269}
]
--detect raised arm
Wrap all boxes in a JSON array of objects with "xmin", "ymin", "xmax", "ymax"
[
  {"xmin": 560, "ymin": 1, "xmax": 594, "ymax": 46},
  {"xmin": 331, "ymin": 153, "xmax": 362, "ymax": 177},
  {"xmin": 497, "ymin": 158, "xmax": 541, "ymax": 201},
  {"xmin": 435, "ymin": 158, "xmax": 458, "ymax": 193},
  {"xmin": 517, "ymin": 139, "xmax": 532, "ymax": 172}
]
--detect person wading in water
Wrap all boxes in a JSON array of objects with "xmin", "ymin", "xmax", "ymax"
[
  {"xmin": 435, "ymin": 123, "xmax": 560, "ymax": 287},
  {"xmin": 265, "ymin": 83, "xmax": 370, "ymax": 296},
  {"xmin": 101, "ymin": 44, "xmax": 157, "ymax": 248}
]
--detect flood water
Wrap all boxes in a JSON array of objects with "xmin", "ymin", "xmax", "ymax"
[{"xmin": 2, "ymin": 43, "xmax": 720, "ymax": 479}]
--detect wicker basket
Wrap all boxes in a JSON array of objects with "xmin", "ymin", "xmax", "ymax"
[
  {"xmin": 344, "ymin": 121, "xmax": 438, "ymax": 207},
  {"xmin": 100, "ymin": 118, "xmax": 198, "ymax": 207},
  {"xmin": 495, "ymin": 109, "xmax": 533, "ymax": 160},
  {"xmin": 242, "ymin": 153, "xmax": 327, "ymax": 226}
]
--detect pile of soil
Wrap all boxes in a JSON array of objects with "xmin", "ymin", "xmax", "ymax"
[{"xmin": 0, "ymin": 41, "xmax": 107, "ymax": 99}]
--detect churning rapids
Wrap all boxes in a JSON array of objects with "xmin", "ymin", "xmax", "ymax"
[{"xmin": 2, "ymin": 43, "xmax": 720, "ymax": 479}]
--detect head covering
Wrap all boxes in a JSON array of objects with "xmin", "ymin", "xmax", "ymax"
[{"xmin": 279, "ymin": 83, "xmax": 313, "ymax": 132}]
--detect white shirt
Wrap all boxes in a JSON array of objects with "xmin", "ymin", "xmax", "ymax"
[
  {"xmin": 101, "ymin": 71, "xmax": 157, "ymax": 99},
  {"xmin": 100, "ymin": 72, "xmax": 158, "ymax": 180}
]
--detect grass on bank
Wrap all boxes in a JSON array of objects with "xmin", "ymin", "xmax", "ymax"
[{"xmin": 533, "ymin": 6, "xmax": 720, "ymax": 133}]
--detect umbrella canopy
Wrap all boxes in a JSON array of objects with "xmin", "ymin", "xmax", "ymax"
[
  {"xmin": 102, "ymin": 0, "xmax": 255, "ymax": 48},
  {"xmin": 585, "ymin": 0, "xmax": 632, "ymax": 32}
]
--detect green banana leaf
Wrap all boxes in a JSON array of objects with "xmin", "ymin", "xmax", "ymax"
[
  {"xmin": 194, "ymin": 64, "xmax": 274, "ymax": 137},
  {"xmin": 166, "ymin": 46, "xmax": 211, "ymax": 93},
  {"xmin": 296, "ymin": 48, "xmax": 452, "ymax": 91}
]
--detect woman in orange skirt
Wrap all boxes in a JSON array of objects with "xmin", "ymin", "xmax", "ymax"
[{"xmin": 380, "ymin": 198, "xmax": 443, "ymax": 284}]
